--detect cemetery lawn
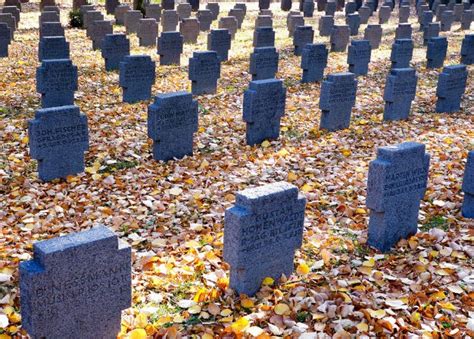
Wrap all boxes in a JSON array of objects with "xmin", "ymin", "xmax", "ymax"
[{"xmin": 1, "ymin": 2, "xmax": 474, "ymax": 338}]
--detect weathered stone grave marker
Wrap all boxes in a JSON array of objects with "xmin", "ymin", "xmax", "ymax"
[
  {"xmin": 318, "ymin": 15, "xmax": 334, "ymax": 36},
  {"xmin": 293, "ymin": 25, "xmax": 313, "ymax": 56},
  {"xmin": 253, "ymin": 26, "xmax": 275, "ymax": 48},
  {"xmin": 102, "ymin": 34, "xmax": 130, "ymax": 71},
  {"xmin": 208, "ymin": 29, "xmax": 231, "ymax": 61},
  {"xmin": 461, "ymin": 34, "xmax": 474, "ymax": 65},
  {"xmin": 359, "ymin": 5, "xmax": 371, "ymax": 24},
  {"xmin": 138, "ymin": 18, "xmax": 158, "ymax": 47},
  {"xmin": 426, "ymin": 36, "xmax": 447, "ymax": 68},
  {"xmin": 255, "ymin": 15, "xmax": 273, "ymax": 28},
  {"xmin": 177, "ymin": 2, "xmax": 192, "ymax": 20},
  {"xmin": 180, "ymin": 18, "xmax": 200, "ymax": 44},
  {"xmin": 346, "ymin": 13, "xmax": 360, "ymax": 35},
  {"xmin": 39, "ymin": 36, "xmax": 69, "ymax": 61},
  {"xmin": 462, "ymin": 151, "xmax": 474, "ymax": 218},
  {"xmin": 218, "ymin": 16, "xmax": 238, "ymax": 39},
  {"xmin": 303, "ymin": 0, "xmax": 315, "ymax": 17},
  {"xmin": 114, "ymin": 4, "xmax": 130, "ymax": 25},
  {"xmin": 90, "ymin": 20, "xmax": 113, "ymax": 50},
  {"xmin": 461, "ymin": 10, "xmax": 472, "ymax": 30},
  {"xmin": 249, "ymin": 47, "xmax": 279, "ymax": 80},
  {"xmin": 197, "ymin": 9, "xmax": 213, "ymax": 31},
  {"xmin": 390, "ymin": 39, "xmax": 413, "ymax": 68},
  {"xmin": 161, "ymin": 9, "xmax": 178, "ymax": 32},
  {"xmin": 39, "ymin": 11, "xmax": 59, "ymax": 26},
  {"xmin": 37, "ymin": 59, "xmax": 77, "ymax": 108},
  {"xmin": 229, "ymin": 8, "xmax": 244, "ymax": 28},
  {"xmin": 0, "ymin": 23, "xmax": 11, "ymax": 57},
  {"xmin": 301, "ymin": 43, "xmax": 328, "ymax": 83},
  {"xmin": 379, "ymin": 5, "xmax": 391, "ymax": 24},
  {"xmin": 423, "ymin": 22, "xmax": 440, "ymax": 45},
  {"xmin": 399, "ymin": 5, "xmax": 410, "ymax": 22},
  {"xmin": 83, "ymin": 10, "xmax": 103, "ymax": 29},
  {"xmin": 157, "ymin": 31, "xmax": 184, "ymax": 65},
  {"xmin": 162, "ymin": 0, "xmax": 175, "ymax": 10},
  {"xmin": 119, "ymin": 55, "xmax": 156, "ymax": 103},
  {"xmin": 0, "ymin": 13, "xmax": 16, "ymax": 38},
  {"xmin": 2, "ymin": 6, "xmax": 20, "ymax": 26},
  {"xmin": 364, "ymin": 24, "xmax": 382, "ymax": 50},
  {"xmin": 435, "ymin": 64, "xmax": 468, "ymax": 113},
  {"xmin": 124, "ymin": 10, "xmax": 142, "ymax": 34},
  {"xmin": 383, "ymin": 68, "xmax": 417, "ymax": 121},
  {"xmin": 189, "ymin": 51, "xmax": 221, "ymax": 95},
  {"xmin": 325, "ymin": 1, "xmax": 336, "ymax": 15},
  {"xmin": 395, "ymin": 23, "xmax": 412, "ymax": 39},
  {"xmin": 440, "ymin": 10, "xmax": 454, "ymax": 31},
  {"xmin": 206, "ymin": 3, "xmax": 219, "ymax": 20},
  {"xmin": 146, "ymin": 4, "xmax": 162, "ymax": 22},
  {"xmin": 288, "ymin": 14, "xmax": 304, "ymax": 37},
  {"xmin": 347, "ymin": 40, "xmax": 371, "ymax": 76},
  {"xmin": 330, "ymin": 25, "xmax": 350, "ymax": 52},
  {"xmin": 106, "ymin": 0, "xmax": 119, "ymax": 15}
]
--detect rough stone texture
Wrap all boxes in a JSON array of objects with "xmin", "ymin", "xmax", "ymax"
[
  {"xmin": 317, "ymin": 0, "xmax": 327, "ymax": 11},
  {"xmin": 319, "ymin": 72, "xmax": 357, "ymax": 131},
  {"xmin": 288, "ymin": 14, "xmax": 304, "ymax": 37},
  {"xmin": 197, "ymin": 9, "xmax": 213, "ymax": 31},
  {"xmin": 461, "ymin": 34, "xmax": 474, "ymax": 65},
  {"xmin": 281, "ymin": 0, "xmax": 292, "ymax": 11},
  {"xmin": 0, "ymin": 13, "xmax": 16, "ymax": 38},
  {"xmin": 124, "ymin": 10, "xmax": 142, "ymax": 34},
  {"xmin": 228, "ymin": 8, "xmax": 245, "ymax": 28},
  {"xmin": 207, "ymin": 29, "xmax": 231, "ymax": 61},
  {"xmin": 0, "ymin": 23, "xmax": 11, "ymax": 57},
  {"xmin": 347, "ymin": 39, "xmax": 371, "ymax": 75},
  {"xmin": 218, "ymin": 16, "xmax": 238, "ymax": 39},
  {"xmin": 255, "ymin": 15, "xmax": 272, "ymax": 28},
  {"xmin": 27, "ymin": 105, "xmax": 88, "ymax": 181},
  {"xmin": 114, "ymin": 5, "xmax": 130, "ymax": 26},
  {"xmin": 119, "ymin": 55, "xmax": 156, "ymax": 103},
  {"xmin": 2, "ymin": 7, "xmax": 20, "ymax": 26},
  {"xmin": 426, "ymin": 36, "xmax": 447, "ymax": 69},
  {"xmin": 40, "ymin": 22, "xmax": 64, "ymax": 39},
  {"xmin": 395, "ymin": 23, "xmax": 412, "ymax": 39},
  {"xmin": 147, "ymin": 91, "xmax": 198, "ymax": 161},
  {"xmin": 293, "ymin": 25, "xmax": 313, "ymax": 56},
  {"xmin": 345, "ymin": 1, "xmax": 357, "ymax": 15},
  {"xmin": 436, "ymin": 3, "xmax": 446, "ymax": 21},
  {"xmin": 453, "ymin": 3, "xmax": 464, "ymax": 21},
  {"xmin": 5, "ymin": 0, "xmax": 21, "ymax": 10},
  {"xmin": 83, "ymin": 10, "xmax": 103, "ymax": 29},
  {"xmin": 188, "ymin": 51, "xmax": 220, "ymax": 95},
  {"xmin": 188, "ymin": 0, "xmax": 199, "ymax": 12},
  {"xmin": 101, "ymin": 34, "xmax": 130, "ymax": 71},
  {"xmin": 146, "ymin": 4, "xmax": 162, "ymax": 22},
  {"xmin": 435, "ymin": 64, "xmax": 468, "ymax": 113},
  {"xmin": 90, "ymin": 20, "xmax": 113, "ymax": 50},
  {"xmin": 303, "ymin": 0, "xmax": 315, "ymax": 17},
  {"xmin": 37, "ymin": 59, "xmax": 77, "ymax": 108},
  {"xmin": 301, "ymin": 43, "xmax": 328, "ymax": 83},
  {"xmin": 379, "ymin": 5, "xmax": 391, "ymax": 24},
  {"xmin": 358, "ymin": 5, "xmax": 371, "ymax": 24},
  {"xmin": 420, "ymin": 10, "xmax": 434, "ymax": 30},
  {"xmin": 234, "ymin": 3, "xmax": 247, "ymax": 16},
  {"xmin": 253, "ymin": 26, "xmax": 275, "ymax": 48},
  {"xmin": 390, "ymin": 39, "xmax": 413, "ymax": 68},
  {"xmin": 399, "ymin": 5, "xmax": 410, "ymax": 22},
  {"xmin": 330, "ymin": 24, "xmax": 350, "ymax": 52},
  {"xmin": 318, "ymin": 15, "xmax": 333, "ymax": 36},
  {"xmin": 138, "ymin": 18, "xmax": 158, "ymax": 47},
  {"xmin": 43, "ymin": 5, "xmax": 60, "ymax": 13},
  {"xmin": 461, "ymin": 10, "xmax": 472, "ymax": 30},
  {"xmin": 423, "ymin": 22, "xmax": 440, "ymax": 45},
  {"xmin": 20, "ymin": 226, "xmax": 130, "ymax": 337},
  {"xmin": 162, "ymin": 0, "xmax": 174, "ymax": 10},
  {"xmin": 206, "ymin": 3, "xmax": 219, "ymax": 20},
  {"xmin": 105, "ymin": 0, "xmax": 119, "ymax": 15},
  {"xmin": 383, "ymin": 68, "xmax": 417, "ymax": 121},
  {"xmin": 39, "ymin": 36, "xmax": 69, "ymax": 61},
  {"xmin": 260, "ymin": 0, "xmax": 270, "ymax": 10},
  {"xmin": 346, "ymin": 12, "xmax": 360, "ymax": 35},
  {"xmin": 177, "ymin": 3, "xmax": 191, "ymax": 20},
  {"xmin": 249, "ymin": 47, "xmax": 279, "ymax": 81},
  {"xmin": 157, "ymin": 31, "xmax": 183, "ymax": 65},
  {"xmin": 440, "ymin": 10, "xmax": 453, "ymax": 31},
  {"xmin": 180, "ymin": 18, "xmax": 200, "ymax": 44},
  {"xmin": 224, "ymin": 182, "xmax": 306, "ymax": 296},
  {"xmin": 462, "ymin": 151, "xmax": 474, "ymax": 218},
  {"xmin": 161, "ymin": 10, "xmax": 178, "ymax": 32},
  {"xmin": 367, "ymin": 142, "xmax": 430, "ymax": 253},
  {"xmin": 325, "ymin": 1, "xmax": 336, "ymax": 15}
]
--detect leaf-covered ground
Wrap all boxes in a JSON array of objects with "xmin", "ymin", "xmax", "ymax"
[{"xmin": 0, "ymin": 1, "xmax": 473, "ymax": 338}]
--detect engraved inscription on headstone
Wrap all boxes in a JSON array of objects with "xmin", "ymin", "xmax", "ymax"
[
  {"xmin": 435, "ymin": 64, "xmax": 468, "ymax": 113},
  {"xmin": 188, "ymin": 51, "xmax": 221, "ymax": 95},
  {"xmin": 37, "ymin": 59, "xmax": 78, "ymax": 108},
  {"xmin": 347, "ymin": 39, "xmax": 371, "ymax": 76},
  {"xmin": 426, "ymin": 36, "xmax": 447, "ymax": 69},
  {"xmin": 249, "ymin": 47, "xmax": 279, "ymax": 81},
  {"xmin": 383, "ymin": 68, "xmax": 418, "ymax": 121},
  {"xmin": 101, "ymin": 33, "xmax": 130, "ymax": 71},
  {"xmin": 157, "ymin": 31, "xmax": 184, "ymax": 65},
  {"xmin": 39, "ymin": 36, "xmax": 70, "ymax": 61},
  {"xmin": 301, "ymin": 43, "xmax": 328, "ymax": 83},
  {"xmin": 119, "ymin": 55, "xmax": 156, "ymax": 103}
]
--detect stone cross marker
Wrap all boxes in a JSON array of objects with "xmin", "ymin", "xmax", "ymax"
[
  {"xmin": 325, "ymin": 1, "xmax": 336, "ymax": 15},
  {"xmin": 146, "ymin": 4, "xmax": 162, "ymax": 22},
  {"xmin": 347, "ymin": 39, "xmax": 371, "ymax": 76},
  {"xmin": 114, "ymin": 4, "xmax": 130, "ymax": 25},
  {"xmin": 0, "ymin": 23, "xmax": 11, "ymax": 57},
  {"xmin": 83, "ymin": 10, "xmax": 103, "ymax": 29},
  {"xmin": 395, "ymin": 23, "xmax": 412, "ymax": 39},
  {"xmin": 39, "ymin": 11, "xmax": 59, "ymax": 27},
  {"xmin": 293, "ymin": 25, "xmax": 314, "ymax": 56},
  {"xmin": 330, "ymin": 25, "xmax": 350, "ymax": 52},
  {"xmin": 435, "ymin": 64, "xmax": 468, "ymax": 113},
  {"xmin": 253, "ymin": 26, "xmax": 275, "ymax": 48},
  {"xmin": 462, "ymin": 151, "xmax": 474, "ymax": 218},
  {"xmin": 157, "ymin": 31, "xmax": 184, "ymax": 65},
  {"xmin": 177, "ymin": 2, "xmax": 191, "ymax": 20},
  {"xmin": 367, "ymin": 142, "xmax": 430, "ymax": 253},
  {"xmin": 359, "ymin": 6, "xmax": 371, "ymax": 24},
  {"xmin": 39, "ymin": 36, "xmax": 69, "ymax": 61},
  {"xmin": 28, "ymin": 105, "xmax": 88, "ymax": 181},
  {"xmin": 364, "ymin": 24, "xmax": 382, "ymax": 49},
  {"xmin": 228, "ymin": 8, "xmax": 244, "ymax": 28},
  {"xmin": 20, "ymin": 226, "xmax": 131, "ymax": 337},
  {"xmin": 101, "ymin": 33, "xmax": 130, "ymax": 71},
  {"xmin": 161, "ymin": 10, "xmax": 178, "ymax": 32},
  {"xmin": 162, "ymin": 0, "xmax": 175, "ymax": 10},
  {"xmin": 243, "ymin": 79, "xmax": 286, "ymax": 146},
  {"xmin": 106, "ymin": 0, "xmax": 119, "ymax": 15},
  {"xmin": 301, "ymin": 43, "xmax": 328, "ymax": 83},
  {"xmin": 440, "ymin": 9, "xmax": 453, "ymax": 31},
  {"xmin": 37, "ymin": 59, "xmax": 78, "ymax": 108},
  {"xmin": 119, "ymin": 55, "xmax": 156, "ymax": 103},
  {"xmin": 224, "ymin": 182, "xmax": 306, "ymax": 296},
  {"xmin": 124, "ymin": 10, "xmax": 142, "ymax": 34},
  {"xmin": 318, "ymin": 15, "xmax": 334, "ymax": 36},
  {"xmin": 206, "ymin": 3, "xmax": 219, "ymax": 20},
  {"xmin": 423, "ymin": 22, "xmax": 440, "ymax": 45},
  {"xmin": 288, "ymin": 14, "xmax": 304, "ymax": 37},
  {"xmin": 249, "ymin": 47, "xmax": 279, "ymax": 81},
  {"xmin": 138, "ymin": 18, "xmax": 158, "ymax": 47},
  {"xmin": 303, "ymin": 0, "xmax": 315, "ymax": 17},
  {"xmin": 420, "ymin": 10, "xmax": 434, "ymax": 30},
  {"xmin": 40, "ymin": 22, "xmax": 64, "ymax": 38},
  {"xmin": 383, "ymin": 68, "xmax": 417, "ymax": 121},
  {"xmin": 147, "ymin": 91, "xmax": 198, "ymax": 161},
  {"xmin": 399, "ymin": 5, "xmax": 410, "ymax": 22},
  {"xmin": 461, "ymin": 34, "xmax": 474, "ymax": 65},
  {"xmin": 379, "ymin": 5, "xmax": 391, "ymax": 24},
  {"xmin": 234, "ymin": 3, "xmax": 247, "ymax": 16},
  {"xmin": 461, "ymin": 10, "xmax": 472, "ymax": 30},
  {"xmin": 255, "ymin": 15, "xmax": 272, "ymax": 28},
  {"xmin": 90, "ymin": 20, "xmax": 113, "ymax": 50},
  {"xmin": 2, "ymin": 7, "xmax": 20, "ymax": 27},
  {"xmin": 197, "ymin": 9, "xmax": 213, "ymax": 31},
  {"xmin": 390, "ymin": 39, "xmax": 413, "ymax": 68},
  {"xmin": 346, "ymin": 13, "xmax": 360, "ymax": 35},
  {"xmin": 319, "ymin": 72, "xmax": 357, "ymax": 131},
  {"xmin": 218, "ymin": 16, "xmax": 238, "ymax": 39},
  {"xmin": 189, "ymin": 51, "xmax": 221, "ymax": 95},
  {"xmin": 180, "ymin": 18, "xmax": 200, "ymax": 44},
  {"xmin": 426, "ymin": 36, "xmax": 447, "ymax": 69},
  {"xmin": 208, "ymin": 29, "xmax": 231, "ymax": 62}
]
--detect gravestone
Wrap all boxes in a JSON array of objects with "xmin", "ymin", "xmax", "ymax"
[
  {"xmin": 90, "ymin": 20, "xmax": 113, "ymax": 50},
  {"xmin": 462, "ymin": 151, "xmax": 474, "ymax": 218},
  {"xmin": 39, "ymin": 36, "xmax": 69, "ymax": 61},
  {"xmin": 461, "ymin": 10, "xmax": 472, "ymax": 30},
  {"xmin": 180, "ymin": 18, "xmax": 200, "ymax": 44},
  {"xmin": 453, "ymin": 4, "xmax": 464, "ymax": 21},
  {"xmin": 162, "ymin": 0, "xmax": 175, "ymax": 10},
  {"xmin": 224, "ymin": 182, "xmax": 306, "ymax": 296},
  {"xmin": 336, "ymin": 0, "xmax": 344, "ymax": 11},
  {"xmin": 114, "ymin": 5, "xmax": 130, "ymax": 25},
  {"xmin": 435, "ymin": 64, "xmax": 467, "ymax": 113},
  {"xmin": 423, "ymin": 22, "xmax": 440, "ymax": 45},
  {"xmin": 138, "ymin": 18, "xmax": 158, "ymax": 47},
  {"xmin": 346, "ymin": 12, "xmax": 360, "ymax": 35},
  {"xmin": 147, "ymin": 91, "xmax": 198, "ymax": 161},
  {"xmin": 218, "ymin": 16, "xmax": 238, "ymax": 39},
  {"xmin": 249, "ymin": 47, "xmax": 279, "ymax": 81},
  {"xmin": 157, "ymin": 31, "xmax": 184, "ymax": 65},
  {"xmin": 0, "ymin": 13, "xmax": 15, "ymax": 38},
  {"xmin": 5, "ymin": 0, "xmax": 21, "ymax": 10},
  {"xmin": 243, "ymin": 79, "xmax": 286, "ymax": 145},
  {"xmin": 359, "ymin": 5, "xmax": 371, "ymax": 24},
  {"xmin": 379, "ymin": 5, "xmax": 391, "ymax": 23},
  {"xmin": 197, "ymin": 9, "xmax": 213, "ymax": 31},
  {"xmin": 146, "ymin": 4, "xmax": 162, "ymax": 22},
  {"xmin": 106, "ymin": 0, "xmax": 119, "ymax": 15},
  {"xmin": 318, "ymin": 15, "xmax": 334, "ymax": 36},
  {"xmin": 461, "ymin": 34, "xmax": 474, "ymax": 65},
  {"xmin": 228, "ymin": 8, "xmax": 244, "ymax": 28},
  {"xmin": 426, "ymin": 36, "xmax": 447, "ymax": 68},
  {"xmin": 37, "ymin": 59, "xmax": 78, "ymax": 108},
  {"xmin": 395, "ymin": 23, "xmax": 412, "ymax": 39},
  {"xmin": 282, "ymin": 0, "xmax": 292, "ymax": 11},
  {"xmin": 74, "ymin": 0, "xmax": 89, "ymax": 10},
  {"xmin": 208, "ymin": 29, "xmax": 231, "ymax": 61},
  {"xmin": 80, "ymin": 5, "xmax": 96, "ymax": 17},
  {"xmin": 161, "ymin": 10, "xmax": 178, "ymax": 32},
  {"xmin": 383, "ymin": 68, "xmax": 417, "ymax": 121},
  {"xmin": 20, "ymin": 226, "xmax": 130, "ymax": 336},
  {"xmin": 330, "ymin": 25, "xmax": 350, "ymax": 52},
  {"xmin": 436, "ymin": 4, "xmax": 446, "ymax": 20},
  {"xmin": 420, "ymin": 10, "xmax": 434, "ymax": 30},
  {"xmin": 206, "ymin": 3, "xmax": 219, "ymax": 20},
  {"xmin": 367, "ymin": 142, "xmax": 430, "ymax": 253},
  {"xmin": 188, "ymin": 0, "xmax": 199, "ymax": 11},
  {"xmin": 177, "ymin": 3, "xmax": 191, "ymax": 20},
  {"xmin": 260, "ymin": 9, "xmax": 272, "ymax": 17},
  {"xmin": 286, "ymin": 11, "xmax": 299, "ymax": 29},
  {"xmin": 301, "ymin": 43, "xmax": 328, "ymax": 83},
  {"xmin": 28, "ymin": 105, "xmax": 88, "ymax": 181},
  {"xmin": 256, "ymin": 15, "xmax": 273, "ymax": 28},
  {"xmin": 0, "ymin": 23, "xmax": 11, "ymax": 57},
  {"xmin": 293, "ymin": 25, "xmax": 313, "ymax": 56},
  {"xmin": 288, "ymin": 14, "xmax": 304, "ymax": 37},
  {"xmin": 124, "ymin": 10, "xmax": 142, "ymax": 34},
  {"xmin": 83, "ymin": 10, "xmax": 103, "ymax": 29},
  {"xmin": 399, "ymin": 5, "xmax": 410, "ymax": 22},
  {"xmin": 39, "ymin": 0, "xmax": 55, "ymax": 10},
  {"xmin": 253, "ymin": 26, "xmax": 275, "ymax": 48},
  {"xmin": 260, "ymin": 0, "xmax": 271, "ymax": 10},
  {"xmin": 2, "ymin": 7, "xmax": 20, "ymax": 26},
  {"xmin": 317, "ymin": 0, "xmax": 327, "ymax": 11},
  {"xmin": 440, "ymin": 10, "xmax": 454, "ymax": 30},
  {"xmin": 319, "ymin": 72, "xmax": 357, "ymax": 131},
  {"xmin": 102, "ymin": 34, "xmax": 130, "ymax": 71},
  {"xmin": 234, "ymin": 3, "xmax": 247, "ymax": 16},
  {"xmin": 390, "ymin": 39, "xmax": 413, "ymax": 68},
  {"xmin": 303, "ymin": 0, "xmax": 315, "ymax": 17},
  {"xmin": 119, "ymin": 55, "xmax": 156, "ymax": 103},
  {"xmin": 347, "ymin": 40, "xmax": 371, "ymax": 75},
  {"xmin": 43, "ymin": 5, "xmax": 60, "ymax": 13},
  {"xmin": 345, "ymin": 1, "xmax": 357, "ymax": 15},
  {"xmin": 189, "ymin": 51, "xmax": 221, "ymax": 95},
  {"xmin": 325, "ymin": 0, "xmax": 336, "ymax": 15}
]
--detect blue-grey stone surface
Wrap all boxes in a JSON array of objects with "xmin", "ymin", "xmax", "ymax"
[
  {"xmin": 260, "ymin": 0, "xmax": 270, "ymax": 10},
  {"xmin": 39, "ymin": 36, "xmax": 70, "ymax": 61},
  {"xmin": 325, "ymin": 1, "xmax": 336, "ymax": 15},
  {"xmin": 0, "ymin": 23, "xmax": 11, "ymax": 57},
  {"xmin": 461, "ymin": 9, "xmax": 472, "ymax": 29},
  {"xmin": 462, "ymin": 151, "xmax": 474, "ymax": 218},
  {"xmin": 83, "ymin": 10, "xmax": 103, "ymax": 29},
  {"xmin": 39, "ymin": 11, "xmax": 60, "ymax": 26},
  {"xmin": 106, "ymin": 0, "xmax": 119, "ymax": 14},
  {"xmin": 390, "ymin": 39, "xmax": 413, "ymax": 68},
  {"xmin": 461, "ymin": 34, "xmax": 474, "ymax": 65},
  {"xmin": 206, "ymin": 3, "xmax": 219, "ymax": 20},
  {"xmin": 101, "ymin": 33, "xmax": 130, "ymax": 71},
  {"xmin": 218, "ymin": 16, "xmax": 238, "ymax": 39},
  {"xmin": 228, "ymin": 8, "xmax": 244, "ymax": 28},
  {"xmin": 395, "ymin": 23, "xmax": 412, "ymax": 39},
  {"xmin": 318, "ymin": 15, "xmax": 333, "ymax": 36},
  {"xmin": 40, "ymin": 22, "xmax": 64, "ymax": 38},
  {"xmin": 207, "ymin": 29, "xmax": 231, "ymax": 61},
  {"xmin": 367, "ymin": 142, "xmax": 430, "ymax": 253},
  {"xmin": 253, "ymin": 26, "xmax": 275, "ymax": 48},
  {"xmin": 157, "ymin": 31, "xmax": 183, "ymax": 65},
  {"xmin": 37, "ymin": 59, "xmax": 78, "ymax": 108},
  {"xmin": 420, "ymin": 10, "xmax": 434, "ymax": 30},
  {"xmin": 2, "ymin": 6, "xmax": 20, "ymax": 26},
  {"xmin": 162, "ymin": 0, "xmax": 175, "ymax": 10},
  {"xmin": 423, "ymin": 22, "xmax": 440, "ymax": 45},
  {"xmin": 249, "ymin": 47, "xmax": 279, "ymax": 81},
  {"xmin": 399, "ymin": 5, "xmax": 410, "ymax": 22},
  {"xmin": 303, "ymin": 0, "xmax": 315, "ymax": 17},
  {"xmin": 114, "ymin": 5, "xmax": 130, "ymax": 25},
  {"xmin": 234, "ymin": 3, "xmax": 247, "ymax": 16},
  {"xmin": 124, "ymin": 10, "xmax": 142, "ymax": 34},
  {"xmin": 177, "ymin": 2, "xmax": 192, "ymax": 20},
  {"xmin": 379, "ymin": 5, "xmax": 391, "ymax": 23},
  {"xmin": 359, "ymin": 6, "xmax": 371, "ymax": 24},
  {"xmin": 90, "ymin": 20, "xmax": 113, "ymax": 50},
  {"xmin": 224, "ymin": 182, "xmax": 306, "ymax": 296},
  {"xmin": 119, "ymin": 55, "xmax": 156, "ymax": 103},
  {"xmin": 161, "ymin": 9, "xmax": 178, "ymax": 31},
  {"xmin": 197, "ymin": 9, "xmax": 213, "ymax": 31},
  {"xmin": 345, "ymin": 1, "xmax": 357, "ymax": 15},
  {"xmin": 435, "ymin": 64, "xmax": 467, "ymax": 113},
  {"xmin": 147, "ymin": 91, "xmax": 198, "ymax": 161},
  {"xmin": 346, "ymin": 13, "xmax": 360, "ymax": 35},
  {"xmin": 137, "ymin": 18, "xmax": 158, "ymax": 47},
  {"xmin": 440, "ymin": 9, "xmax": 453, "ymax": 30},
  {"xmin": 330, "ymin": 24, "xmax": 350, "ymax": 52},
  {"xmin": 364, "ymin": 24, "xmax": 382, "ymax": 49},
  {"xmin": 189, "ymin": 51, "xmax": 221, "ymax": 95},
  {"xmin": 293, "ymin": 25, "xmax": 313, "ymax": 55},
  {"xmin": 426, "ymin": 36, "xmax": 447, "ymax": 68},
  {"xmin": 146, "ymin": 4, "xmax": 162, "ymax": 22},
  {"xmin": 383, "ymin": 68, "xmax": 417, "ymax": 121},
  {"xmin": 288, "ymin": 14, "xmax": 304, "ymax": 37},
  {"xmin": 255, "ymin": 14, "xmax": 272, "ymax": 28},
  {"xmin": 347, "ymin": 39, "xmax": 371, "ymax": 75},
  {"xmin": 301, "ymin": 43, "xmax": 328, "ymax": 83},
  {"xmin": 319, "ymin": 72, "xmax": 357, "ymax": 131},
  {"xmin": 180, "ymin": 18, "xmax": 200, "ymax": 44},
  {"xmin": 20, "ymin": 226, "xmax": 131, "ymax": 338},
  {"xmin": 243, "ymin": 79, "xmax": 286, "ymax": 146},
  {"xmin": 0, "ymin": 13, "xmax": 16, "ymax": 39},
  {"xmin": 28, "ymin": 105, "xmax": 88, "ymax": 181}
]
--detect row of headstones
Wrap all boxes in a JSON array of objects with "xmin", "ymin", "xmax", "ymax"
[{"xmin": 19, "ymin": 142, "xmax": 474, "ymax": 337}]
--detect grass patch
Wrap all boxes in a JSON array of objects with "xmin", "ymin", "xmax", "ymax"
[
  {"xmin": 420, "ymin": 216, "xmax": 449, "ymax": 232},
  {"xmin": 98, "ymin": 160, "xmax": 139, "ymax": 173}
]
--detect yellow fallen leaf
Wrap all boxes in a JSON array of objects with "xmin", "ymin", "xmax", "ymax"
[
  {"xmin": 341, "ymin": 148, "xmax": 351, "ymax": 157},
  {"xmin": 135, "ymin": 313, "xmax": 148, "ymax": 328},
  {"xmin": 262, "ymin": 277, "xmax": 274, "ymax": 286},
  {"xmin": 188, "ymin": 305, "xmax": 202, "ymax": 314},
  {"xmin": 356, "ymin": 322, "xmax": 368, "ymax": 332},
  {"xmin": 274, "ymin": 303, "xmax": 290, "ymax": 316},
  {"xmin": 287, "ymin": 172, "xmax": 298, "ymax": 181},
  {"xmin": 363, "ymin": 257, "xmax": 375, "ymax": 267},
  {"xmin": 220, "ymin": 309, "xmax": 233, "ymax": 317},
  {"xmin": 296, "ymin": 262, "xmax": 310, "ymax": 275},
  {"xmin": 355, "ymin": 208, "xmax": 366, "ymax": 215},
  {"xmin": 241, "ymin": 298, "xmax": 254, "ymax": 308},
  {"xmin": 368, "ymin": 309, "xmax": 386, "ymax": 319},
  {"xmin": 411, "ymin": 311, "xmax": 421, "ymax": 324},
  {"xmin": 438, "ymin": 302, "xmax": 457, "ymax": 311},
  {"xmin": 128, "ymin": 328, "xmax": 147, "ymax": 339},
  {"xmin": 430, "ymin": 290, "xmax": 446, "ymax": 301},
  {"xmin": 201, "ymin": 334, "xmax": 213, "ymax": 339},
  {"xmin": 278, "ymin": 148, "xmax": 289, "ymax": 157},
  {"xmin": 231, "ymin": 317, "xmax": 250, "ymax": 332},
  {"xmin": 261, "ymin": 140, "xmax": 271, "ymax": 148}
]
